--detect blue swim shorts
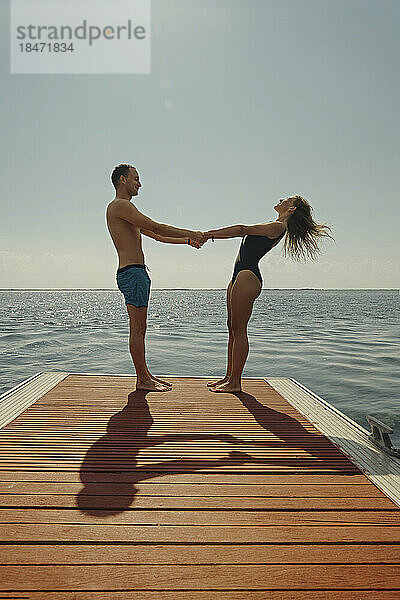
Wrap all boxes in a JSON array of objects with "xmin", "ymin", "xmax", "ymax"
[{"xmin": 116, "ymin": 264, "xmax": 151, "ymax": 308}]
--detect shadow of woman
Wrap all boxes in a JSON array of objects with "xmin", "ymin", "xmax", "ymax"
[
  {"xmin": 233, "ymin": 391, "xmax": 359, "ymax": 473},
  {"xmin": 77, "ymin": 390, "xmax": 250, "ymax": 516}
]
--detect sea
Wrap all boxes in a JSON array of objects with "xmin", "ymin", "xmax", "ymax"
[{"xmin": 0, "ymin": 289, "xmax": 399, "ymax": 445}]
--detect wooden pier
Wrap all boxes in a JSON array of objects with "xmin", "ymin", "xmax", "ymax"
[{"xmin": 0, "ymin": 373, "xmax": 399, "ymax": 598}]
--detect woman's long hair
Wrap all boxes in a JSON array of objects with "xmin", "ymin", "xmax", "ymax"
[{"xmin": 283, "ymin": 195, "xmax": 333, "ymax": 262}]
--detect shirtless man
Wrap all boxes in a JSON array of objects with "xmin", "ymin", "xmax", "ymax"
[{"xmin": 106, "ymin": 164, "xmax": 205, "ymax": 392}]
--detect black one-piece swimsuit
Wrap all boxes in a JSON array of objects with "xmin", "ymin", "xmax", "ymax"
[{"xmin": 231, "ymin": 231, "xmax": 285, "ymax": 286}]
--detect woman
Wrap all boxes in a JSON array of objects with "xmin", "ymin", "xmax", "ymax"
[{"xmin": 204, "ymin": 195, "xmax": 333, "ymax": 393}]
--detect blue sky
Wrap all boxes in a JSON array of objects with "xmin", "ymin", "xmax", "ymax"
[{"xmin": 0, "ymin": 0, "xmax": 399, "ymax": 288}]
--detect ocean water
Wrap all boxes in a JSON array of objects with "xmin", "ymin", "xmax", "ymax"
[{"xmin": 0, "ymin": 289, "xmax": 399, "ymax": 444}]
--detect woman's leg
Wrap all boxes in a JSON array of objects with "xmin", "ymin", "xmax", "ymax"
[
  {"xmin": 208, "ymin": 281, "xmax": 233, "ymax": 387},
  {"xmin": 211, "ymin": 271, "xmax": 261, "ymax": 393}
]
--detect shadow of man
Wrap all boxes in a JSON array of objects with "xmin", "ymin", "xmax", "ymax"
[{"xmin": 77, "ymin": 390, "xmax": 250, "ymax": 516}]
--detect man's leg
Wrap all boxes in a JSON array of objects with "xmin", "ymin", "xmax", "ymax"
[{"xmin": 127, "ymin": 304, "xmax": 171, "ymax": 392}]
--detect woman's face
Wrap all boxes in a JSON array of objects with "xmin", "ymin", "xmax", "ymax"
[{"xmin": 274, "ymin": 196, "xmax": 296, "ymax": 214}]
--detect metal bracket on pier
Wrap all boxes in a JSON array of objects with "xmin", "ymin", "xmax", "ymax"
[{"xmin": 366, "ymin": 415, "xmax": 400, "ymax": 458}]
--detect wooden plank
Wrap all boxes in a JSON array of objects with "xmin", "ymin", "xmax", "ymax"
[
  {"xmin": 0, "ymin": 495, "xmax": 394, "ymax": 510},
  {"xmin": 0, "ymin": 471, "xmax": 372, "ymax": 484},
  {"xmin": 0, "ymin": 449, "xmax": 357, "ymax": 457},
  {"xmin": 0, "ymin": 426, "xmax": 339, "ymax": 434},
  {"xmin": 1, "ymin": 543, "xmax": 399, "ymax": 565},
  {"xmin": 0, "ymin": 434, "xmax": 346, "ymax": 442},
  {"xmin": 0, "ymin": 459, "xmax": 354, "ymax": 468},
  {"xmin": 0, "ymin": 431, "xmax": 344, "ymax": 438},
  {"xmin": 2, "ymin": 508, "xmax": 399, "ymax": 525},
  {"xmin": 59, "ymin": 374, "xmax": 137, "ymax": 384},
  {"xmin": 1, "ymin": 524, "xmax": 399, "ymax": 543},
  {"xmin": 0, "ymin": 564, "xmax": 399, "ymax": 590},
  {"xmin": 0, "ymin": 435, "xmax": 342, "ymax": 442},
  {"xmin": 9, "ymin": 592, "xmax": 400, "ymax": 600},
  {"xmin": 12, "ymin": 465, "xmax": 353, "ymax": 474},
  {"xmin": 0, "ymin": 482, "xmax": 386, "ymax": 497},
  {"xmin": 0, "ymin": 464, "xmax": 360, "ymax": 473}
]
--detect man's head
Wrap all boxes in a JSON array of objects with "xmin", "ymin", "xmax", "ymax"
[{"xmin": 111, "ymin": 164, "xmax": 141, "ymax": 197}]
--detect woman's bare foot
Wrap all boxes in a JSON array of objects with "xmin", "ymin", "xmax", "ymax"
[
  {"xmin": 136, "ymin": 379, "xmax": 171, "ymax": 392},
  {"xmin": 207, "ymin": 377, "xmax": 229, "ymax": 388},
  {"xmin": 210, "ymin": 380, "xmax": 242, "ymax": 393}
]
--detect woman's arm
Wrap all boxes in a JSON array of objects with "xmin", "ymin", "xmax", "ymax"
[
  {"xmin": 244, "ymin": 221, "xmax": 286, "ymax": 237},
  {"xmin": 205, "ymin": 221, "xmax": 285, "ymax": 240},
  {"xmin": 141, "ymin": 229, "xmax": 202, "ymax": 247},
  {"xmin": 204, "ymin": 225, "xmax": 245, "ymax": 239}
]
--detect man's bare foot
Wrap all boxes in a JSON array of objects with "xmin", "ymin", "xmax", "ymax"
[
  {"xmin": 207, "ymin": 377, "xmax": 228, "ymax": 388},
  {"xmin": 228, "ymin": 450, "xmax": 251, "ymax": 461},
  {"xmin": 152, "ymin": 375, "xmax": 172, "ymax": 387},
  {"xmin": 136, "ymin": 379, "xmax": 171, "ymax": 392},
  {"xmin": 144, "ymin": 372, "xmax": 172, "ymax": 387},
  {"xmin": 210, "ymin": 381, "xmax": 242, "ymax": 393}
]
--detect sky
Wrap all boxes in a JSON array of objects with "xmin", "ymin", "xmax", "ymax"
[{"xmin": 0, "ymin": 0, "xmax": 399, "ymax": 289}]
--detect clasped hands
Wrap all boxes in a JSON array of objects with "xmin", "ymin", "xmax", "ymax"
[{"xmin": 188, "ymin": 230, "xmax": 214, "ymax": 249}]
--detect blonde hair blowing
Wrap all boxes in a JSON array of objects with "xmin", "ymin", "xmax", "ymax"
[{"xmin": 283, "ymin": 195, "xmax": 333, "ymax": 262}]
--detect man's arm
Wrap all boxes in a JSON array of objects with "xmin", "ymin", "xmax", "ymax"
[
  {"xmin": 115, "ymin": 199, "xmax": 204, "ymax": 243},
  {"xmin": 141, "ymin": 229, "xmax": 202, "ymax": 248}
]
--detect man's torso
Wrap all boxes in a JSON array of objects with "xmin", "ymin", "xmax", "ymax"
[{"xmin": 106, "ymin": 199, "xmax": 145, "ymax": 269}]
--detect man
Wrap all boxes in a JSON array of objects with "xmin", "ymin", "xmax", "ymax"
[{"xmin": 106, "ymin": 164, "xmax": 205, "ymax": 392}]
